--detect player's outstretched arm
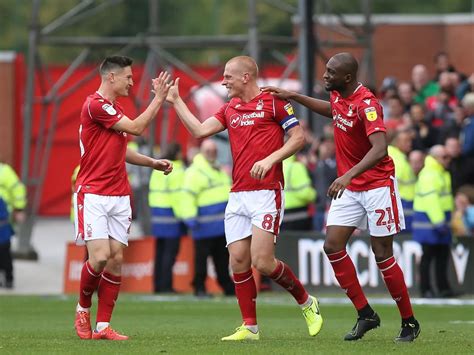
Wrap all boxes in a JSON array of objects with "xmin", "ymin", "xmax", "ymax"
[
  {"xmin": 250, "ymin": 124, "xmax": 305, "ymax": 180},
  {"xmin": 113, "ymin": 71, "xmax": 173, "ymax": 136},
  {"xmin": 262, "ymin": 86, "xmax": 332, "ymax": 119},
  {"xmin": 125, "ymin": 148, "xmax": 173, "ymax": 175},
  {"xmin": 167, "ymin": 78, "xmax": 225, "ymax": 138}
]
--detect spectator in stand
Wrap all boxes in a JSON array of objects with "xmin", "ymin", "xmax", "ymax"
[
  {"xmin": 385, "ymin": 95, "xmax": 409, "ymax": 133},
  {"xmin": 379, "ymin": 76, "xmax": 398, "ymax": 118},
  {"xmin": 452, "ymin": 188, "xmax": 474, "ymax": 237},
  {"xmin": 456, "ymin": 73, "xmax": 474, "ymax": 101},
  {"xmin": 425, "ymin": 72, "xmax": 459, "ymax": 129},
  {"xmin": 398, "ymin": 82, "xmax": 415, "ymax": 114},
  {"xmin": 409, "ymin": 103, "xmax": 439, "ymax": 150},
  {"xmin": 313, "ymin": 137, "xmax": 337, "ymax": 232},
  {"xmin": 412, "ymin": 64, "xmax": 439, "ymax": 104},
  {"xmin": 445, "ymin": 136, "xmax": 474, "ymax": 194},
  {"xmin": 433, "ymin": 52, "xmax": 462, "ymax": 82},
  {"xmin": 408, "ymin": 150, "xmax": 425, "ymax": 177},
  {"xmin": 460, "ymin": 93, "xmax": 474, "ymax": 156}
]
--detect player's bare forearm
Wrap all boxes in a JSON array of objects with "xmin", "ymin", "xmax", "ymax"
[
  {"xmin": 173, "ymin": 98, "xmax": 205, "ymax": 137},
  {"xmin": 250, "ymin": 125, "xmax": 305, "ymax": 180},
  {"xmin": 268, "ymin": 125, "xmax": 305, "ymax": 164},
  {"xmin": 125, "ymin": 148, "xmax": 154, "ymax": 167},
  {"xmin": 131, "ymin": 96, "xmax": 165, "ymax": 135},
  {"xmin": 174, "ymin": 98, "xmax": 225, "ymax": 138},
  {"xmin": 345, "ymin": 132, "xmax": 388, "ymax": 180},
  {"xmin": 290, "ymin": 93, "xmax": 332, "ymax": 119}
]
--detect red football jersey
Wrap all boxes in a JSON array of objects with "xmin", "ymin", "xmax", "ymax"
[
  {"xmin": 214, "ymin": 91, "xmax": 299, "ymax": 192},
  {"xmin": 75, "ymin": 92, "xmax": 131, "ymax": 196},
  {"xmin": 330, "ymin": 84, "xmax": 395, "ymax": 191}
]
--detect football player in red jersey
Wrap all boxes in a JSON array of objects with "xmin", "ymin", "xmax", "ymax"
[
  {"xmin": 73, "ymin": 56, "xmax": 174, "ymax": 340},
  {"xmin": 167, "ymin": 56, "xmax": 323, "ymax": 341},
  {"xmin": 263, "ymin": 52, "xmax": 420, "ymax": 342}
]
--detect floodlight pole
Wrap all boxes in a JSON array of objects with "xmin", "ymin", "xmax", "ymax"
[{"xmin": 298, "ymin": 0, "xmax": 315, "ymax": 127}]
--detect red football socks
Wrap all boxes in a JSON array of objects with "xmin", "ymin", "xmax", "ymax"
[
  {"xmin": 96, "ymin": 272, "xmax": 122, "ymax": 323},
  {"xmin": 377, "ymin": 256, "xmax": 414, "ymax": 319},
  {"xmin": 78, "ymin": 261, "xmax": 102, "ymax": 309},
  {"xmin": 326, "ymin": 249, "xmax": 369, "ymax": 310},
  {"xmin": 269, "ymin": 260, "xmax": 309, "ymax": 305},
  {"xmin": 233, "ymin": 270, "xmax": 257, "ymax": 326}
]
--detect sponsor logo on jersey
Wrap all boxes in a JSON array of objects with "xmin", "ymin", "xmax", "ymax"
[
  {"xmin": 230, "ymin": 112, "xmax": 264, "ymax": 128},
  {"xmin": 284, "ymin": 103, "xmax": 294, "ymax": 116},
  {"xmin": 332, "ymin": 110, "xmax": 354, "ymax": 132},
  {"xmin": 102, "ymin": 103, "xmax": 117, "ymax": 115},
  {"xmin": 363, "ymin": 99, "xmax": 371, "ymax": 105},
  {"xmin": 256, "ymin": 99, "xmax": 264, "ymax": 110},
  {"xmin": 364, "ymin": 107, "xmax": 377, "ymax": 121},
  {"xmin": 242, "ymin": 111, "xmax": 264, "ymax": 120}
]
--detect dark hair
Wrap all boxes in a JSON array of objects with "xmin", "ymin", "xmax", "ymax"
[
  {"xmin": 99, "ymin": 56, "xmax": 133, "ymax": 75},
  {"xmin": 161, "ymin": 142, "xmax": 182, "ymax": 160}
]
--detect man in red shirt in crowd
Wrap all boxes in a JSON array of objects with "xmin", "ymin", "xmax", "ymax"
[
  {"xmin": 73, "ymin": 56, "xmax": 173, "ymax": 340},
  {"xmin": 264, "ymin": 52, "xmax": 420, "ymax": 342},
  {"xmin": 166, "ymin": 55, "xmax": 323, "ymax": 341}
]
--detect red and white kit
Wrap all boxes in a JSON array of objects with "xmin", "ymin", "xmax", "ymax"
[
  {"xmin": 74, "ymin": 92, "xmax": 132, "ymax": 245},
  {"xmin": 214, "ymin": 91, "xmax": 299, "ymax": 244},
  {"xmin": 326, "ymin": 84, "xmax": 405, "ymax": 235}
]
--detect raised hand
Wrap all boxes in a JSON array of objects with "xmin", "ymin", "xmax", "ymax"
[
  {"xmin": 151, "ymin": 71, "xmax": 174, "ymax": 102},
  {"xmin": 261, "ymin": 86, "xmax": 294, "ymax": 100},
  {"xmin": 166, "ymin": 77, "xmax": 181, "ymax": 104}
]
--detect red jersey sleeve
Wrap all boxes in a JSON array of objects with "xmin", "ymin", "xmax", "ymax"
[
  {"xmin": 357, "ymin": 98, "xmax": 386, "ymax": 137},
  {"xmin": 213, "ymin": 102, "xmax": 230, "ymax": 128},
  {"xmin": 88, "ymin": 99, "xmax": 123, "ymax": 129},
  {"xmin": 273, "ymin": 98, "xmax": 299, "ymax": 132}
]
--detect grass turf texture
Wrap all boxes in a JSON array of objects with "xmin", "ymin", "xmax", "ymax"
[{"xmin": 0, "ymin": 294, "xmax": 473, "ymax": 354}]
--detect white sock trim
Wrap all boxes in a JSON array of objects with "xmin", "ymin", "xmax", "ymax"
[
  {"xmin": 96, "ymin": 322, "xmax": 109, "ymax": 332},
  {"xmin": 76, "ymin": 304, "xmax": 90, "ymax": 313}
]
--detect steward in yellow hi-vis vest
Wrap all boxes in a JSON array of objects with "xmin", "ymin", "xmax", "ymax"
[
  {"xmin": 0, "ymin": 162, "xmax": 27, "ymax": 288},
  {"xmin": 413, "ymin": 152, "xmax": 454, "ymax": 244},
  {"xmin": 148, "ymin": 143, "xmax": 186, "ymax": 293},
  {"xmin": 179, "ymin": 140, "xmax": 234, "ymax": 296},
  {"xmin": 388, "ymin": 140, "xmax": 415, "ymax": 231},
  {"xmin": 282, "ymin": 155, "xmax": 316, "ymax": 230}
]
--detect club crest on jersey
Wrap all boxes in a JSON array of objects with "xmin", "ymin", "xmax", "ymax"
[
  {"xmin": 364, "ymin": 107, "xmax": 377, "ymax": 121},
  {"xmin": 256, "ymin": 99, "xmax": 264, "ymax": 110},
  {"xmin": 347, "ymin": 104, "xmax": 354, "ymax": 117},
  {"xmin": 284, "ymin": 103, "xmax": 294, "ymax": 116},
  {"xmin": 102, "ymin": 103, "xmax": 117, "ymax": 115}
]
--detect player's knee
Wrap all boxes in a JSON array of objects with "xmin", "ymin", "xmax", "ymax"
[
  {"xmin": 323, "ymin": 240, "xmax": 343, "ymax": 255},
  {"xmin": 251, "ymin": 255, "xmax": 273, "ymax": 275},
  {"xmin": 89, "ymin": 249, "xmax": 110, "ymax": 268},
  {"xmin": 371, "ymin": 244, "xmax": 392, "ymax": 262}
]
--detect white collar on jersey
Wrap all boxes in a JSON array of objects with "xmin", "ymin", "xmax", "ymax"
[{"xmin": 353, "ymin": 83, "xmax": 363, "ymax": 94}]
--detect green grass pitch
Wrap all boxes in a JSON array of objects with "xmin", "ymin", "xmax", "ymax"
[{"xmin": 0, "ymin": 294, "xmax": 473, "ymax": 354}]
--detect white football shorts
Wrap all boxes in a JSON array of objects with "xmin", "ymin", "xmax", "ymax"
[
  {"xmin": 224, "ymin": 189, "xmax": 285, "ymax": 246},
  {"xmin": 326, "ymin": 176, "xmax": 405, "ymax": 236},
  {"xmin": 74, "ymin": 190, "xmax": 132, "ymax": 246}
]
